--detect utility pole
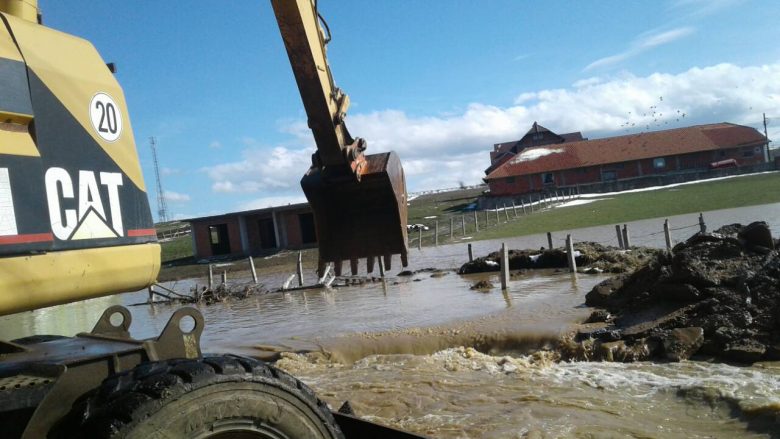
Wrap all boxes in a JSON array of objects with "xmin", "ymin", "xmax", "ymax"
[
  {"xmin": 763, "ymin": 113, "xmax": 770, "ymax": 163},
  {"xmin": 150, "ymin": 137, "xmax": 168, "ymax": 223}
]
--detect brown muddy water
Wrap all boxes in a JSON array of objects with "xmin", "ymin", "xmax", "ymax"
[{"xmin": 1, "ymin": 202, "xmax": 779, "ymax": 437}]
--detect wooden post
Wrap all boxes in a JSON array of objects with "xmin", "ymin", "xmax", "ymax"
[
  {"xmin": 530, "ymin": 196, "xmax": 535, "ymax": 212},
  {"xmin": 468, "ymin": 243, "xmax": 473, "ymax": 262},
  {"xmin": 418, "ymin": 227, "xmax": 422, "ymax": 250},
  {"xmin": 521, "ymin": 200, "xmax": 527, "ymax": 214},
  {"xmin": 664, "ymin": 219, "xmax": 673, "ymax": 251},
  {"xmin": 495, "ymin": 208, "xmax": 500, "ymax": 224},
  {"xmin": 248, "ymin": 257, "xmax": 258, "ymax": 284},
  {"xmin": 484, "ymin": 210, "xmax": 489, "ymax": 227},
  {"xmin": 503, "ymin": 204, "xmax": 510, "ymax": 221},
  {"xmin": 615, "ymin": 225, "xmax": 624, "ymax": 249},
  {"xmin": 500, "ymin": 243, "xmax": 509, "ymax": 290},
  {"xmin": 450, "ymin": 217, "xmax": 454, "ymax": 239},
  {"xmin": 221, "ymin": 270, "xmax": 227, "ymax": 284},
  {"xmin": 566, "ymin": 234, "xmax": 577, "ymax": 272},
  {"xmin": 208, "ymin": 264, "xmax": 214, "ymax": 289},
  {"xmin": 473, "ymin": 210, "xmax": 479, "ymax": 232},
  {"xmin": 547, "ymin": 232, "xmax": 553, "ymax": 249},
  {"xmin": 699, "ymin": 213, "xmax": 706, "ymax": 233},
  {"xmin": 296, "ymin": 252, "xmax": 304, "ymax": 286},
  {"xmin": 622, "ymin": 224, "xmax": 631, "ymax": 248},
  {"xmin": 434, "ymin": 220, "xmax": 439, "ymax": 246},
  {"xmin": 461, "ymin": 215, "xmax": 466, "ymax": 235},
  {"xmin": 512, "ymin": 201, "xmax": 518, "ymax": 218}
]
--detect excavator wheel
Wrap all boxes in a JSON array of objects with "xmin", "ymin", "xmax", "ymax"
[
  {"xmin": 302, "ymin": 151, "xmax": 409, "ymax": 273},
  {"xmin": 58, "ymin": 355, "xmax": 344, "ymax": 439}
]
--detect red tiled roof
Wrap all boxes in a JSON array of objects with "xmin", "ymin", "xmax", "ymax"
[{"xmin": 485, "ymin": 123, "xmax": 766, "ymax": 180}]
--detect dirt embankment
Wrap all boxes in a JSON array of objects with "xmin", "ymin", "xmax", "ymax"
[
  {"xmin": 458, "ymin": 242, "xmax": 662, "ymax": 275},
  {"xmin": 576, "ymin": 222, "xmax": 779, "ymax": 364}
]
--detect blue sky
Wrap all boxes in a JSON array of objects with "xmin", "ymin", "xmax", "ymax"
[{"xmin": 40, "ymin": 0, "xmax": 780, "ymax": 221}]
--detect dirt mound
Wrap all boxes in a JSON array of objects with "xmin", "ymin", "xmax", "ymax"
[
  {"xmin": 580, "ymin": 222, "xmax": 779, "ymax": 363},
  {"xmin": 458, "ymin": 242, "xmax": 660, "ymax": 274}
]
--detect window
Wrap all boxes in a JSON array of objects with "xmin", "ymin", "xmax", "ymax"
[
  {"xmin": 506, "ymin": 176, "xmax": 515, "ymax": 184},
  {"xmin": 653, "ymin": 157, "xmax": 666, "ymax": 169},
  {"xmin": 543, "ymin": 173, "xmax": 554, "ymax": 184},
  {"xmin": 602, "ymin": 170, "xmax": 617, "ymax": 182},
  {"xmin": 742, "ymin": 149, "xmax": 754, "ymax": 157}
]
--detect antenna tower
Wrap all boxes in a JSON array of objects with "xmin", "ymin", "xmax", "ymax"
[{"xmin": 149, "ymin": 137, "xmax": 168, "ymax": 223}]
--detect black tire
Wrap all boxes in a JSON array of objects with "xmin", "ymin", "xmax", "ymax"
[{"xmin": 61, "ymin": 354, "xmax": 344, "ymax": 439}]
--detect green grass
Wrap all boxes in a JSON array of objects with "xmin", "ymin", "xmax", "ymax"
[
  {"xmin": 160, "ymin": 236, "xmax": 194, "ymax": 263},
  {"xmin": 413, "ymin": 172, "xmax": 780, "ymax": 245}
]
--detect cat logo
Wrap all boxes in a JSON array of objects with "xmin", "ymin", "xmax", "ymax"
[{"xmin": 44, "ymin": 167, "xmax": 124, "ymax": 240}]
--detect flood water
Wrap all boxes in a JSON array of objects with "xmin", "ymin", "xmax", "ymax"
[{"xmin": 1, "ymin": 202, "xmax": 779, "ymax": 437}]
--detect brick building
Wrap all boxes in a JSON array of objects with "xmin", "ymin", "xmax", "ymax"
[
  {"xmin": 186, "ymin": 203, "xmax": 317, "ymax": 260},
  {"xmin": 484, "ymin": 122, "xmax": 769, "ymax": 197}
]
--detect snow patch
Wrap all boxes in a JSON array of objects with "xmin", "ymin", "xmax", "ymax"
[{"xmin": 510, "ymin": 147, "xmax": 564, "ymax": 164}]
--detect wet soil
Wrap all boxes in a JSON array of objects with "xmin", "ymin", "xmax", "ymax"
[
  {"xmin": 458, "ymin": 241, "xmax": 661, "ymax": 274},
  {"xmin": 579, "ymin": 222, "xmax": 780, "ymax": 364}
]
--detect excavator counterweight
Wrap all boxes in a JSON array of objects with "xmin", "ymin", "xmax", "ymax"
[{"xmin": 272, "ymin": 0, "xmax": 409, "ymax": 273}]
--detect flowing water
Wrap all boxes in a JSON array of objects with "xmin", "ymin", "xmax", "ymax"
[{"xmin": 1, "ymin": 202, "xmax": 779, "ymax": 437}]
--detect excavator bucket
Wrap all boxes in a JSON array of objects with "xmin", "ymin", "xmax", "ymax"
[{"xmin": 302, "ymin": 151, "xmax": 408, "ymax": 274}]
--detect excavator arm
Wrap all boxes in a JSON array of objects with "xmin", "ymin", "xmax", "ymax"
[{"xmin": 271, "ymin": 0, "xmax": 409, "ymax": 275}]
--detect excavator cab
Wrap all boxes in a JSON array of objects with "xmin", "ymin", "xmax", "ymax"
[{"xmin": 272, "ymin": 0, "xmax": 409, "ymax": 275}]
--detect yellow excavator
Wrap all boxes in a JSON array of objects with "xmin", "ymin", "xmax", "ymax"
[{"xmin": 0, "ymin": 0, "xmax": 414, "ymax": 437}]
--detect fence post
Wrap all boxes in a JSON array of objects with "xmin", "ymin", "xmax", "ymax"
[
  {"xmin": 418, "ymin": 227, "xmax": 422, "ymax": 250},
  {"xmin": 461, "ymin": 215, "xmax": 466, "ymax": 235},
  {"xmin": 468, "ymin": 243, "xmax": 473, "ymax": 262},
  {"xmin": 484, "ymin": 210, "xmax": 489, "ymax": 227},
  {"xmin": 435, "ymin": 220, "xmax": 439, "ymax": 246},
  {"xmin": 500, "ymin": 243, "xmax": 509, "ymax": 290},
  {"xmin": 504, "ymin": 204, "xmax": 510, "ymax": 221},
  {"xmin": 248, "ymin": 257, "xmax": 258, "ymax": 284},
  {"xmin": 297, "ymin": 252, "xmax": 304, "ymax": 286},
  {"xmin": 512, "ymin": 201, "xmax": 518, "ymax": 218},
  {"xmin": 450, "ymin": 217, "xmax": 454, "ymax": 239},
  {"xmin": 664, "ymin": 219, "xmax": 673, "ymax": 251},
  {"xmin": 208, "ymin": 264, "xmax": 214, "ymax": 289},
  {"xmin": 473, "ymin": 210, "xmax": 479, "ymax": 232},
  {"xmin": 495, "ymin": 208, "xmax": 500, "ymax": 224},
  {"xmin": 699, "ymin": 213, "xmax": 706, "ymax": 234},
  {"xmin": 622, "ymin": 224, "xmax": 631, "ymax": 248},
  {"xmin": 521, "ymin": 200, "xmax": 527, "ymax": 214},
  {"xmin": 615, "ymin": 225, "xmax": 624, "ymax": 249},
  {"xmin": 547, "ymin": 232, "xmax": 553, "ymax": 249},
  {"xmin": 221, "ymin": 270, "xmax": 227, "ymax": 285},
  {"xmin": 566, "ymin": 234, "xmax": 577, "ymax": 272}
]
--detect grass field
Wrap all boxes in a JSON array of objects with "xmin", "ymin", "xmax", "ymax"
[{"xmin": 160, "ymin": 171, "xmax": 780, "ymax": 274}]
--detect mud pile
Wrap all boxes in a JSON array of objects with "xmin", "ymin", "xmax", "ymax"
[
  {"xmin": 579, "ymin": 222, "xmax": 779, "ymax": 363},
  {"xmin": 458, "ymin": 242, "xmax": 661, "ymax": 274}
]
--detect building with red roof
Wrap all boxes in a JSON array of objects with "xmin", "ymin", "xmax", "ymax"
[{"xmin": 484, "ymin": 122, "xmax": 769, "ymax": 197}]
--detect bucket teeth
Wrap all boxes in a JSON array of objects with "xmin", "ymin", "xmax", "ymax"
[
  {"xmin": 350, "ymin": 259, "xmax": 359, "ymax": 276},
  {"xmin": 366, "ymin": 256, "xmax": 375, "ymax": 273},
  {"xmin": 383, "ymin": 254, "xmax": 392, "ymax": 270}
]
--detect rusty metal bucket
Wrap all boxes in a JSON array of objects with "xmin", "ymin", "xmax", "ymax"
[{"xmin": 301, "ymin": 151, "xmax": 408, "ymax": 275}]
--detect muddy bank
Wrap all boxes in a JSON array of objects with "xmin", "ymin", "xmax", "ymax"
[
  {"xmin": 458, "ymin": 242, "xmax": 661, "ymax": 275},
  {"xmin": 579, "ymin": 222, "xmax": 779, "ymax": 363}
]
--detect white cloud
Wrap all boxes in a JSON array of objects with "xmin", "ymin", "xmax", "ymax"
[
  {"xmin": 204, "ymin": 61, "xmax": 780, "ymax": 199},
  {"xmin": 160, "ymin": 167, "xmax": 179, "ymax": 176},
  {"xmin": 164, "ymin": 190, "xmax": 191, "ymax": 202},
  {"xmin": 208, "ymin": 140, "xmax": 222, "ymax": 149},
  {"xmin": 203, "ymin": 144, "xmax": 314, "ymax": 193},
  {"xmin": 238, "ymin": 194, "xmax": 308, "ymax": 210},
  {"xmin": 585, "ymin": 27, "xmax": 695, "ymax": 71}
]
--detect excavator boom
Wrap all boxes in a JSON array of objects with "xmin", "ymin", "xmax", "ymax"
[{"xmin": 271, "ymin": 0, "xmax": 409, "ymax": 275}]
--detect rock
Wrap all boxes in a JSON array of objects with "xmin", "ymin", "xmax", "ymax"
[
  {"xmin": 584, "ymin": 309, "xmax": 612, "ymax": 323},
  {"xmin": 663, "ymin": 327, "xmax": 704, "ymax": 361},
  {"xmin": 429, "ymin": 271, "xmax": 447, "ymax": 278},
  {"xmin": 723, "ymin": 341, "xmax": 766, "ymax": 364},
  {"xmin": 738, "ymin": 221, "xmax": 774, "ymax": 250},
  {"xmin": 470, "ymin": 280, "xmax": 493, "ymax": 291},
  {"xmin": 397, "ymin": 270, "xmax": 413, "ymax": 276},
  {"xmin": 585, "ymin": 274, "xmax": 628, "ymax": 306}
]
